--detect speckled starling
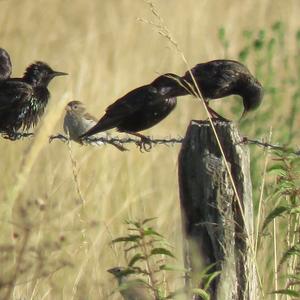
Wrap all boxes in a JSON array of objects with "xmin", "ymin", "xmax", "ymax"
[{"xmin": 0, "ymin": 61, "xmax": 67, "ymax": 139}]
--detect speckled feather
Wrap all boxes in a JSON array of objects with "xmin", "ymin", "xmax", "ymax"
[
  {"xmin": 0, "ymin": 61, "xmax": 66, "ymax": 135},
  {"xmin": 0, "ymin": 48, "xmax": 12, "ymax": 81}
]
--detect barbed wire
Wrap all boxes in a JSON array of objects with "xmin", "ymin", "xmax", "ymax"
[
  {"xmin": 239, "ymin": 137, "xmax": 300, "ymax": 155},
  {"xmin": 49, "ymin": 133, "xmax": 184, "ymax": 151},
  {"xmin": 2, "ymin": 132, "xmax": 299, "ymax": 155}
]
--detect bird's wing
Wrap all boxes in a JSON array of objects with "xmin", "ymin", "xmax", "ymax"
[
  {"xmin": 0, "ymin": 81, "xmax": 33, "ymax": 110},
  {"xmin": 83, "ymin": 112, "xmax": 98, "ymax": 123},
  {"xmin": 105, "ymin": 85, "xmax": 153, "ymax": 118},
  {"xmin": 186, "ymin": 60, "xmax": 248, "ymax": 97},
  {"xmin": 83, "ymin": 85, "xmax": 155, "ymax": 135}
]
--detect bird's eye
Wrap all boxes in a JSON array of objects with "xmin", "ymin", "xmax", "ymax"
[{"xmin": 73, "ymin": 105, "xmax": 78, "ymax": 110}]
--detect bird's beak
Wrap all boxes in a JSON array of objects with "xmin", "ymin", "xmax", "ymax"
[
  {"xmin": 65, "ymin": 105, "xmax": 71, "ymax": 112},
  {"xmin": 107, "ymin": 268, "xmax": 114, "ymax": 274},
  {"xmin": 52, "ymin": 70, "xmax": 68, "ymax": 77}
]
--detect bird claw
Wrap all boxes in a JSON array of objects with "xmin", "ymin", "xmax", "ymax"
[
  {"xmin": 49, "ymin": 134, "xmax": 69, "ymax": 143},
  {"xmin": 135, "ymin": 137, "xmax": 152, "ymax": 152},
  {"xmin": 2, "ymin": 131, "xmax": 34, "ymax": 140}
]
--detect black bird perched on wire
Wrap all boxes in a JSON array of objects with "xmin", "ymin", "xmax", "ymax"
[
  {"xmin": 181, "ymin": 59, "xmax": 264, "ymax": 120},
  {"xmin": 0, "ymin": 61, "xmax": 67, "ymax": 139},
  {"xmin": 0, "ymin": 48, "xmax": 12, "ymax": 80},
  {"xmin": 80, "ymin": 73, "xmax": 185, "ymax": 149}
]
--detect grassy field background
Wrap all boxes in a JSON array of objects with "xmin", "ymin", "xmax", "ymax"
[{"xmin": 0, "ymin": 0, "xmax": 300, "ymax": 299}]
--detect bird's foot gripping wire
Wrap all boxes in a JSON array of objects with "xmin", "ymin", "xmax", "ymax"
[
  {"xmin": 49, "ymin": 134, "xmax": 69, "ymax": 143},
  {"xmin": 2, "ymin": 131, "xmax": 34, "ymax": 140},
  {"xmin": 135, "ymin": 136, "xmax": 152, "ymax": 152}
]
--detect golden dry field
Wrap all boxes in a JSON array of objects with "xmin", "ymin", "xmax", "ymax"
[{"xmin": 0, "ymin": 0, "xmax": 300, "ymax": 299}]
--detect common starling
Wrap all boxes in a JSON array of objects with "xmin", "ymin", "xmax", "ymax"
[
  {"xmin": 0, "ymin": 48, "xmax": 12, "ymax": 80},
  {"xmin": 107, "ymin": 267, "xmax": 152, "ymax": 300},
  {"xmin": 63, "ymin": 100, "xmax": 126, "ymax": 151},
  {"xmin": 0, "ymin": 61, "xmax": 67, "ymax": 139},
  {"xmin": 181, "ymin": 59, "xmax": 264, "ymax": 119},
  {"xmin": 80, "ymin": 73, "xmax": 184, "ymax": 147}
]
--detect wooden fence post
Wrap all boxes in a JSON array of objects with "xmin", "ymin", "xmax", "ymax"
[{"xmin": 178, "ymin": 120, "xmax": 257, "ymax": 300}]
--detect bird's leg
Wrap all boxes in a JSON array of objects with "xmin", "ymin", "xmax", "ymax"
[
  {"xmin": 125, "ymin": 131, "xmax": 152, "ymax": 152},
  {"xmin": 206, "ymin": 105, "xmax": 230, "ymax": 122},
  {"xmin": 49, "ymin": 134, "xmax": 69, "ymax": 143}
]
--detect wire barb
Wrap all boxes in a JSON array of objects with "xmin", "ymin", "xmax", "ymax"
[{"xmin": 239, "ymin": 137, "xmax": 300, "ymax": 155}]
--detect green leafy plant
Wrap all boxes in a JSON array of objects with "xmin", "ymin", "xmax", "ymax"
[
  {"xmin": 111, "ymin": 218, "xmax": 215, "ymax": 299},
  {"xmin": 262, "ymin": 150, "xmax": 300, "ymax": 297}
]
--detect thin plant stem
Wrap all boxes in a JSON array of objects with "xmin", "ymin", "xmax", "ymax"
[
  {"xmin": 273, "ymin": 219, "xmax": 278, "ymax": 300},
  {"xmin": 255, "ymin": 129, "xmax": 272, "ymax": 254}
]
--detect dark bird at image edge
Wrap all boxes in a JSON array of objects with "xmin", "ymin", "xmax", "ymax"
[{"xmin": 0, "ymin": 61, "xmax": 67, "ymax": 139}]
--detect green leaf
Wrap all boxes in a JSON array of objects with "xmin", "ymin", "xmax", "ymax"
[
  {"xmin": 272, "ymin": 289, "xmax": 300, "ymax": 297},
  {"xmin": 198, "ymin": 262, "xmax": 218, "ymax": 278},
  {"xmin": 203, "ymin": 271, "xmax": 221, "ymax": 290},
  {"xmin": 262, "ymin": 205, "xmax": 290, "ymax": 231},
  {"xmin": 142, "ymin": 217, "xmax": 157, "ymax": 225},
  {"xmin": 279, "ymin": 245, "xmax": 300, "ymax": 268},
  {"xmin": 150, "ymin": 247, "xmax": 175, "ymax": 258},
  {"xmin": 192, "ymin": 288, "xmax": 210, "ymax": 300},
  {"xmin": 290, "ymin": 207, "xmax": 300, "ymax": 214},
  {"xmin": 143, "ymin": 227, "xmax": 163, "ymax": 238},
  {"xmin": 267, "ymin": 163, "xmax": 284, "ymax": 171},
  {"xmin": 128, "ymin": 253, "xmax": 145, "ymax": 267},
  {"xmin": 112, "ymin": 235, "xmax": 141, "ymax": 244},
  {"xmin": 159, "ymin": 264, "xmax": 188, "ymax": 272}
]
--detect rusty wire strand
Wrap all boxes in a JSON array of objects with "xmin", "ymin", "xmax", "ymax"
[{"xmin": 1, "ymin": 131, "xmax": 299, "ymax": 154}]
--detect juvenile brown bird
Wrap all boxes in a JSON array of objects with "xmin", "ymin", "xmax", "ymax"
[
  {"xmin": 63, "ymin": 100, "xmax": 126, "ymax": 151},
  {"xmin": 181, "ymin": 59, "xmax": 264, "ymax": 119},
  {"xmin": 107, "ymin": 267, "xmax": 152, "ymax": 300},
  {"xmin": 0, "ymin": 48, "xmax": 12, "ymax": 80},
  {"xmin": 0, "ymin": 61, "xmax": 67, "ymax": 139},
  {"xmin": 80, "ymin": 73, "xmax": 185, "ymax": 147}
]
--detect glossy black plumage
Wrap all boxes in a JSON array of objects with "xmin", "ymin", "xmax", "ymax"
[
  {"xmin": 81, "ymin": 73, "xmax": 184, "ymax": 139},
  {"xmin": 182, "ymin": 59, "xmax": 263, "ymax": 118},
  {"xmin": 0, "ymin": 61, "xmax": 67, "ymax": 137},
  {"xmin": 0, "ymin": 48, "xmax": 12, "ymax": 80}
]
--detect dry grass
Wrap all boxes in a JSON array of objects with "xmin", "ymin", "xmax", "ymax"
[{"xmin": 0, "ymin": 0, "xmax": 299, "ymax": 299}]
